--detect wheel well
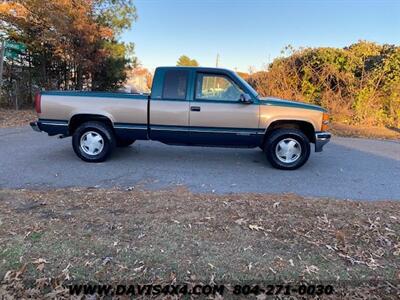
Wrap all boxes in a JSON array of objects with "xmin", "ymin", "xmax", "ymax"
[
  {"xmin": 264, "ymin": 120, "xmax": 316, "ymax": 145},
  {"xmin": 69, "ymin": 114, "xmax": 113, "ymax": 135}
]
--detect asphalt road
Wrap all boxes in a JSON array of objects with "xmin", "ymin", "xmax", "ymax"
[{"xmin": 1, "ymin": 126, "xmax": 399, "ymax": 200}]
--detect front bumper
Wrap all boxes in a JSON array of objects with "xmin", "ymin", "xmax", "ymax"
[{"xmin": 315, "ymin": 131, "xmax": 331, "ymax": 152}]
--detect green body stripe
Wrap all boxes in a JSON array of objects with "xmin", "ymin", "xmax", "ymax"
[
  {"xmin": 260, "ymin": 98, "xmax": 326, "ymax": 112},
  {"xmin": 41, "ymin": 91, "xmax": 148, "ymax": 100}
]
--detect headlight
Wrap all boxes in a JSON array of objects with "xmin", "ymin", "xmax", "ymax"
[{"xmin": 321, "ymin": 113, "xmax": 330, "ymax": 131}]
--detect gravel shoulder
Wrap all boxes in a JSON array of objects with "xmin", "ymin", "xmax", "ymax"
[
  {"xmin": 0, "ymin": 109, "xmax": 36, "ymax": 128},
  {"xmin": 330, "ymin": 123, "xmax": 400, "ymax": 140}
]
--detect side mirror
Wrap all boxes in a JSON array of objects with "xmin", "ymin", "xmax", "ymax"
[{"xmin": 239, "ymin": 93, "xmax": 253, "ymax": 104}]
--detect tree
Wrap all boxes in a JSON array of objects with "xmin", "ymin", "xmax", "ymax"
[
  {"xmin": 236, "ymin": 72, "xmax": 250, "ymax": 81},
  {"xmin": 176, "ymin": 55, "xmax": 199, "ymax": 67},
  {"xmin": 125, "ymin": 66, "xmax": 153, "ymax": 93},
  {"xmin": 0, "ymin": 0, "xmax": 137, "ymax": 107}
]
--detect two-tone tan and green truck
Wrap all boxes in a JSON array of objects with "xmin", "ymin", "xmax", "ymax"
[{"xmin": 30, "ymin": 66, "xmax": 331, "ymax": 170}]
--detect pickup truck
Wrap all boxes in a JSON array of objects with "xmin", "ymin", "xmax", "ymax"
[{"xmin": 30, "ymin": 66, "xmax": 331, "ymax": 170}]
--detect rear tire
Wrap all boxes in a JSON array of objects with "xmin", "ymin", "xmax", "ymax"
[
  {"xmin": 116, "ymin": 138, "xmax": 136, "ymax": 147},
  {"xmin": 264, "ymin": 128, "xmax": 310, "ymax": 170},
  {"xmin": 72, "ymin": 121, "xmax": 116, "ymax": 162}
]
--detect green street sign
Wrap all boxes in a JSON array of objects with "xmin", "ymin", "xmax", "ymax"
[
  {"xmin": 4, "ymin": 49, "xmax": 19, "ymax": 59},
  {"xmin": 5, "ymin": 41, "xmax": 26, "ymax": 53}
]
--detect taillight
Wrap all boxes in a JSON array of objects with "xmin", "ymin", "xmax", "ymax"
[{"xmin": 34, "ymin": 92, "xmax": 41, "ymax": 114}]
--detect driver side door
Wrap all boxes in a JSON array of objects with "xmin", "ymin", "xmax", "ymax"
[{"xmin": 189, "ymin": 72, "xmax": 261, "ymax": 146}]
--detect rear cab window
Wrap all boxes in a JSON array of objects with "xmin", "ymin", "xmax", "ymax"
[{"xmin": 162, "ymin": 70, "xmax": 189, "ymax": 100}]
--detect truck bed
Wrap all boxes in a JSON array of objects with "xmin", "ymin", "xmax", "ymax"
[{"xmin": 39, "ymin": 91, "xmax": 148, "ymax": 126}]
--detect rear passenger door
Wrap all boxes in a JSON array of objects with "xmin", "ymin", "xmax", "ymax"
[{"xmin": 149, "ymin": 69, "xmax": 190, "ymax": 144}]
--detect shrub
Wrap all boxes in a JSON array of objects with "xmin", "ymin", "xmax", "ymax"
[{"xmin": 247, "ymin": 41, "xmax": 400, "ymax": 127}]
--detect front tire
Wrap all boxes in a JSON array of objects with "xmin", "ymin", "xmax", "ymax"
[
  {"xmin": 264, "ymin": 129, "xmax": 310, "ymax": 170},
  {"xmin": 72, "ymin": 121, "xmax": 116, "ymax": 162}
]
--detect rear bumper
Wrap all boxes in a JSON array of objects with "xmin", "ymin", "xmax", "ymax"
[
  {"xmin": 30, "ymin": 121, "xmax": 41, "ymax": 132},
  {"xmin": 315, "ymin": 131, "xmax": 331, "ymax": 152},
  {"xmin": 30, "ymin": 120, "xmax": 69, "ymax": 136}
]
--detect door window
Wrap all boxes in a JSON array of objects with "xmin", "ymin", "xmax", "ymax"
[
  {"xmin": 195, "ymin": 73, "xmax": 243, "ymax": 101},
  {"xmin": 162, "ymin": 70, "xmax": 188, "ymax": 100}
]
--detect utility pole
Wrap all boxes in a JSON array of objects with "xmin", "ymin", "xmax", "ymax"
[
  {"xmin": 0, "ymin": 40, "xmax": 5, "ymax": 93},
  {"xmin": 14, "ymin": 80, "xmax": 18, "ymax": 110},
  {"xmin": 216, "ymin": 53, "xmax": 220, "ymax": 68}
]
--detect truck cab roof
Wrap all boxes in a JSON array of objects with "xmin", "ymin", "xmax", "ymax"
[
  {"xmin": 153, "ymin": 66, "xmax": 259, "ymax": 99},
  {"xmin": 155, "ymin": 66, "xmax": 235, "ymax": 74}
]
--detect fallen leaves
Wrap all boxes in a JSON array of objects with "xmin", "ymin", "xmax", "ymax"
[
  {"xmin": 32, "ymin": 258, "xmax": 47, "ymax": 272},
  {"xmin": 0, "ymin": 109, "xmax": 36, "ymax": 128},
  {"xmin": 247, "ymin": 262, "xmax": 253, "ymax": 271},
  {"xmin": 234, "ymin": 218, "xmax": 246, "ymax": 225},
  {"xmin": 133, "ymin": 265, "xmax": 144, "ymax": 273},
  {"xmin": 35, "ymin": 277, "xmax": 49, "ymax": 290},
  {"xmin": 248, "ymin": 224, "xmax": 265, "ymax": 231},
  {"xmin": 102, "ymin": 256, "xmax": 113, "ymax": 265},
  {"xmin": 0, "ymin": 188, "xmax": 399, "ymax": 299},
  {"xmin": 335, "ymin": 230, "xmax": 346, "ymax": 248},
  {"xmin": 1, "ymin": 261, "xmax": 71, "ymax": 299},
  {"xmin": 62, "ymin": 263, "xmax": 72, "ymax": 281},
  {"xmin": 325, "ymin": 244, "xmax": 335, "ymax": 251},
  {"xmin": 393, "ymin": 243, "xmax": 400, "ymax": 256},
  {"xmin": 36, "ymin": 263, "xmax": 45, "ymax": 272},
  {"xmin": 3, "ymin": 263, "xmax": 27, "ymax": 282},
  {"xmin": 304, "ymin": 265, "xmax": 319, "ymax": 274}
]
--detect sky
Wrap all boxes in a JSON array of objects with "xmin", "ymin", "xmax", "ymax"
[{"xmin": 122, "ymin": 0, "xmax": 400, "ymax": 72}]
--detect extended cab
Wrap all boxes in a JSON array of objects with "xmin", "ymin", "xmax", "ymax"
[{"xmin": 30, "ymin": 67, "xmax": 331, "ymax": 170}]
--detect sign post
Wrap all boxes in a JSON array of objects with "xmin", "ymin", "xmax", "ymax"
[
  {"xmin": 0, "ymin": 40, "xmax": 26, "ymax": 95},
  {"xmin": 0, "ymin": 40, "xmax": 5, "ymax": 91},
  {"xmin": 14, "ymin": 80, "xmax": 18, "ymax": 110}
]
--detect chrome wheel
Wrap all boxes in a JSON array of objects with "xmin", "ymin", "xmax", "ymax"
[
  {"xmin": 275, "ymin": 138, "xmax": 302, "ymax": 163},
  {"xmin": 80, "ymin": 131, "xmax": 104, "ymax": 156}
]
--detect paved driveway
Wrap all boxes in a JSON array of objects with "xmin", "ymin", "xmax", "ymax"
[{"xmin": 1, "ymin": 126, "xmax": 399, "ymax": 200}]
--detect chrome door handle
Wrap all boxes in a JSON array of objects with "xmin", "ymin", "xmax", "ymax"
[{"xmin": 190, "ymin": 106, "xmax": 201, "ymax": 112}]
